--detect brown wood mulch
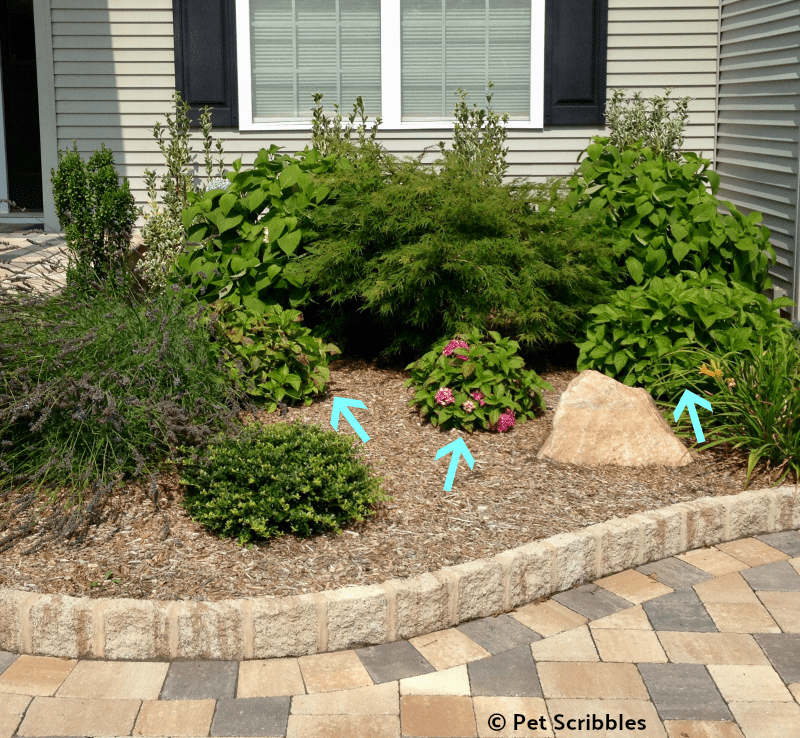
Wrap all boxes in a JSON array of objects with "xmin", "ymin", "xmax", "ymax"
[{"xmin": 0, "ymin": 358, "xmax": 791, "ymax": 602}]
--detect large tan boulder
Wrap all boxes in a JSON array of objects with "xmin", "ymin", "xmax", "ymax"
[{"xmin": 537, "ymin": 370, "xmax": 693, "ymax": 467}]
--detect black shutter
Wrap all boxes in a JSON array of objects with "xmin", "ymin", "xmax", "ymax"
[
  {"xmin": 544, "ymin": 0, "xmax": 608, "ymax": 126},
  {"xmin": 173, "ymin": 0, "xmax": 238, "ymax": 128}
]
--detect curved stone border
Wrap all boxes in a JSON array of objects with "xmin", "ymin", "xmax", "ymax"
[{"xmin": 1, "ymin": 484, "xmax": 798, "ymax": 661}]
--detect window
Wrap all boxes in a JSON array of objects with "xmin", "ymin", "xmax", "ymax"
[{"xmin": 235, "ymin": 0, "xmax": 545, "ymax": 130}]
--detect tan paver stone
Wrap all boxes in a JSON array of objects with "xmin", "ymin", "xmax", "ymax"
[
  {"xmin": 694, "ymin": 572, "xmax": 760, "ymax": 605},
  {"xmin": 757, "ymin": 591, "xmax": 800, "ymax": 633},
  {"xmin": 545, "ymin": 699, "xmax": 665, "ymax": 737},
  {"xmin": 704, "ymin": 602, "xmax": 781, "ymax": 633},
  {"xmin": 596, "ymin": 569, "xmax": 673, "ymax": 604},
  {"xmin": 400, "ymin": 664, "xmax": 470, "ymax": 696},
  {"xmin": 592, "ymin": 629, "xmax": 667, "ymax": 663},
  {"xmin": 291, "ymin": 681, "xmax": 398, "ymax": 714},
  {"xmin": 708, "ymin": 664, "xmax": 793, "ymax": 702},
  {"xmin": 716, "ymin": 539, "xmax": 790, "ymax": 567},
  {"xmin": 400, "ymin": 695, "xmax": 477, "ymax": 737},
  {"xmin": 473, "ymin": 696, "xmax": 552, "ymax": 737},
  {"xmin": 0, "ymin": 655, "xmax": 76, "ymax": 697},
  {"xmin": 298, "ymin": 651, "xmax": 373, "ymax": 693},
  {"xmin": 530, "ymin": 625, "xmax": 599, "ymax": 662},
  {"xmin": 789, "ymin": 558, "xmax": 800, "ymax": 576},
  {"xmin": 728, "ymin": 701, "xmax": 800, "ymax": 738},
  {"xmin": 0, "ymin": 694, "xmax": 31, "ymax": 738},
  {"xmin": 665, "ymin": 720, "xmax": 744, "ymax": 738},
  {"xmin": 238, "ymin": 657, "xmax": 306, "ymax": 697},
  {"xmin": 134, "ymin": 699, "xmax": 215, "ymax": 736},
  {"xmin": 590, "ymin": 604, "xmax": 653, "ymax": 630},
  {"xmin": 287, "ymin": 713, "xmax": 400, "ymax": 738},
  {"xmin": 17, "ymin": 696, "xmax": 140, "ymax": 737},
  {"xmin": 657, "ymin": 632, "xmax": 770, "ymax": 665},
  {"xmin": 790, "ymin": 683, "xmax": 800, "ymax": 704},
  {"xmin": 678, "ymin": 548, "xmax": 751, "ymax": 576},
  {"xmin": 511, "ymin": 600, "xmax": 588, "ymax": 637},
  {"xmin": 537, "ymin": 662, "xmax": 649, "ymax": 699},
  {"xmin": 409, "ymin": 628, "xmax": 490, "ymax": 671},
  {"xmin": 56, "ymin": 660, "xmax": 168, "ymax": 700}
]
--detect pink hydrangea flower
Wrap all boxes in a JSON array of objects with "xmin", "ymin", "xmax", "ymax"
[
  {"xmin": 470, "ymin": 390, "xmax": 486, "ymax": 407},
  {"xmin": 491, "ymin": 408, "xmax": 516, "ymax": 433},
  {"xmin": 435, "ymin": 387, "xmax": 455, "ymax": 406},
  {"xmin": 443, "ymin": 339, "xmax": 470, "ymax": 359},
  {"xmin": 462, "ymin": 400, "xmax": 476, "ymax": 413}
]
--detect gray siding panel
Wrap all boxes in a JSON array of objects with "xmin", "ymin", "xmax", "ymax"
[
  {"xmin": 715, "ymin": 0, "xmax": 800, "ymax": 317},
  {"xmin": 45, "ymin": 0, "xmax": 720, "ymax": 231}
]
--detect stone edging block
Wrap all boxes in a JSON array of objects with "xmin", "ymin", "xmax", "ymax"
[{"xmin": 0, "ymin": 485, "xmax": 796, "ymax": 660}]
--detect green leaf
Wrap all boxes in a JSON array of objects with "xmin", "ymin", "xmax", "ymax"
[
  {"xmin": 672, "ymin": 241, "xmax": 690, "ymax": 264},
  {"xmin": 626, "ymin": 256, "xmax": 645, "ymax": 285},
  {"xmin": 462, "ymin": 362, "xmax": 476, "ymax": 379},
  {"xmin": 279, "ymin": 164, "xmax": 302, "ymax": 190},
  {"xmin": 277, "ymin": 230, "xmax": 302, "ymax": 255}
]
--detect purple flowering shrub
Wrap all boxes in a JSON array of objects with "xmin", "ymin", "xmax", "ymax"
[{"xmin": 404, "ymin": 331, "xmax": 553, "ymax": 433}]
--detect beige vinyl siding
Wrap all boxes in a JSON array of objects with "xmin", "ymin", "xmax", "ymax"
[
  {"xmin": 48, "ymin": 0, "xmax": 719, "ymax": 230},
  {"xmin": 715, "ymin": 0, "xmax": 800, "ymax": 318}
]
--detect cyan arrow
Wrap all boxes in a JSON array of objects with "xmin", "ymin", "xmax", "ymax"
[
  {"xmin": 435, "ymin": 437, "xmax": 475, "ymax": 492},
  {"xmin": 674, "ymin": 389, "xmax": 713, "ymax": 443},
  {"xmin": 330, "ymin": 397, "xmax": 370, "ymax": 443}
]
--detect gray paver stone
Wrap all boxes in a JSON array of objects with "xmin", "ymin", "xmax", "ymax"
[
  {"xmin": 642, "ymin": 590, "xmax": 718, "ymax": 632},
  {"xmin": 456, "ymin": 614, "xmax": 541, "ymax": 654},
  {"xmin": 552, "ymin": 583, "xmax": 633, "ymax": 620},
  {"xmin": 211, "ymin": 696, "xmax": 291, "ymax": 737},
  {"xmin": 741, "ymin": 561, "xmax": 800, "ymax": 591},
  {"xmin": 757, "ymin": 530, "xmax": 800, "ymax": 558},
  {"xmin": 468, "ymin": 644, "xmax": 543, "ymax": 698},
  {"xmin": 0, "ymin": 650, "xmax": 18, "ymax": 675},
  {"xmin": 637, "ymin": 557, "xmax": 713, "ymax": 590},
  {"xmin": 754, "ymin": 634, "xmax": 800, "ymax": 683},
  {"xmin": 160, "ymin": 660, "xmax": 238, "ymax": 700},
  {"xmin": 638, "ymin": 663, "xmax": 733, "ymax": 721},
  {"xmin": 356, "ymin": 639, "xmax": 435, "ymax": 683}
]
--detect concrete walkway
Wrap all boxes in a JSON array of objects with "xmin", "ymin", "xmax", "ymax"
[
  {"xmin": 0, "ymin": 227, "xmax": 69, "ymax": 298},
  {"xmin": 1, "ymin": 532, "xmax": 799, "ymax": 737}
]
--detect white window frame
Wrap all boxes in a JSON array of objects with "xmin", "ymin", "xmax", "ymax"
[{"xmin": 235, "ymin": 0, "xmax": 545, "ymax": 131}]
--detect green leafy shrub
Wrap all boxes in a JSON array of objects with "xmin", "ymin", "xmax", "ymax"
[
  {"xmin": 138, "ymin": 91, "xmax": 228, "ymax": 291},
  {"xmin": 405, "ymin": 330, "xmax": 553, "ymax": 433},
  {"xmin": 650, "ymin": 333, "xmax": 800, "ymax": 488},
  {"xmin": 576, "ymin": 269, "xmax": 795, "ymax": 390},
  {"xmin": 172, "ymin": 145, "xmax": 339, "ymax": 314},
  {"xmin": 203, "ymin": 301, "xmax": 340, "ymax": 413},
  {"xmin": 0, "ymin": 276, "xmax": 248, "ymax": 553},
  {"xmin": 50, "ymin": 140, "xmax": 138, "ymax": 283},
  {"xmin": 563, "ymin": 139, "xmax": 776, "ymax": 293},
  {"xmin": 604, "ymin": 87, "xmax": 691, "ymax": 162},
  {"xmin": 177, "ymin": 420, "xmax": 388, "ymax": 544},
  {"xmin": 298, "ymin": 152, "xmax": 620, "ymax": 360}
]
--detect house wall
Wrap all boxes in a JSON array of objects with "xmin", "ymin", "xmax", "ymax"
[
  {"xmin": 42, "ymin": 0, "xmax": 719, "ymax": 231},
  {"xmin": 714, "ymin": 0, "xmax": 800, "ymax": 319}
]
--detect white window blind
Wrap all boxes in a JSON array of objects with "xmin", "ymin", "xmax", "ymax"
[
  {"xmin": 400, "ymin": 0, "xmax": 531, "ymax": 121},
  {"xmin": 249, "ymin": 0, "xmax": 382, "ymax": 120}
]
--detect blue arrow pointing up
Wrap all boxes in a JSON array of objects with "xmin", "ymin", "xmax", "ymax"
[
  {"xmin": 674, "ymin": 389, "xmax": 713, "ymax": 443},
  {"xmin": 330, "ymin": 397, "xmax": 370, "ymax": 443},
  {"xmin": 435, "ymin": 437, "xmax": 475, "ymax": 492}
]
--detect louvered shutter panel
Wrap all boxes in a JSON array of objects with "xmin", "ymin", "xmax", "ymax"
[
  {"xmin": 543, "ymin": 0, "xmax": 608, "ymax": 126},
  {"xmin": 173, "ymin": 0, "xmax": 239, "ymax": 128}
]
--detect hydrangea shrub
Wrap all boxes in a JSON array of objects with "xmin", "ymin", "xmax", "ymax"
[{"xmin": 405, "ymin": 330, "xmax": 553, "ymax": 433}]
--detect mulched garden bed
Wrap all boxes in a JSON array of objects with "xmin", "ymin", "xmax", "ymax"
[{"xmin": 0, "ymin": 358, "xmax": 788, "ymax": 602}]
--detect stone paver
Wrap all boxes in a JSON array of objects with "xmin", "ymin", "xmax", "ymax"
[
  {"xmin": 357, "ymin": 640, "xmax": 435, "ymax": 683},
  {"xmin": 643, "ymin": 590, "xmax": 718, "ymax": 632},
  {"xmin": 467, "ymin": 645, "xmax": 542, "ymax": 697},
  {"xmin": 1, "ymin": 532, "xmax": 799, "ymax": 737},
  {"xmin": 210, "ymin": 696, "xmax": 291, "ymax": 737},
  {"xmin": 160, "ymin": 660, "xmax": 238, "ymax": 700},
  {"xmin": 637, "ymin": 558, "xmax": 713, "ymax": 590},
  {"xmin": 638, "ymin": 663, "xmax": 733, "ymax": 721},
  {"xmin": 552, "ymin": 583, "xmax": 633, "ymax": 619},
  {"xmin": 456, "ymin": 614, "xmax": 541, "ymax": 653}
]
